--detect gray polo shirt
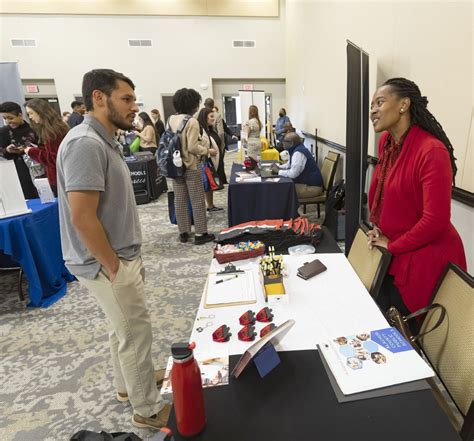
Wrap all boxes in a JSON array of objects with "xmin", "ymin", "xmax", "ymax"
[{"xmin": 57, "ymin": 115, "xmax": 141, "ymax": 279}]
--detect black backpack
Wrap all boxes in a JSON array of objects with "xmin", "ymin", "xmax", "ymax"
[{"xmin": 156, "ymin": 115, "xmax": 191, "ymax": 178}]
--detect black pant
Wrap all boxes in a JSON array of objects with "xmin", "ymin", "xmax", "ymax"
[{"xmin": 377, "ymin": 275, "xmax": 420, "ymax": 335}]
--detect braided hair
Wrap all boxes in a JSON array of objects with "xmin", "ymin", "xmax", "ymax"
[{"xmin": 382, "ymin": 77, "xmax": 457, "ymax": 184}]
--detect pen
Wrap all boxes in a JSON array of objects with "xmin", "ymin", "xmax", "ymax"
[{"xmin": 215, "ymin": 275, "xmax": 239, "ymax": 284}]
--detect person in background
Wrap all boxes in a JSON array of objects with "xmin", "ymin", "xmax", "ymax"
[
  {"xmin": 169, "ymin": 88, "xmax": 215, "ymax": 245},
  {"xmin": 150, "ymin": 109, "xmax": 165, "ymax": 144},
  {"xmin": 62, "ymin": 111, "xmax": 71, "ymax": 124},
  {"xmin": 275, "ymin": 122, "xmax": 296, "ymax": 152},
  {"xmin": 57, "ymin": 69, "xmax": 170, "ymax": 430},
  {"xmin": 368, "ymin": 77, "xmax": 466, "ymax": 326},
  {"xmin": 274, "ymin": 108, "xmax": 291, "ymax": 147},
  {"xmin": 24, "ymin": 98, "xmax": 69, "ymax": 196},
  {"xmin": 271, "ymin": 132, "xmax": 323, "ymax": 201},
  {"xmin": 204, "ymin": 98, "xmax": 230, "ymax": 185},
  {"xmin": 0, "ymin": 101, "xmax": 39, "ymax": 198},
  {"xmin": 197, "ymin": 107, "xmax": 223, "ymax": 212},
  {"xmin": 213, "ymin": 105, "xmax": 238, "ymax": 183},
  {"xmin": 134, "ymin": 112, "xmax": 157, "ymax": 154},
  {"xmin": 242, "ymin": 105, "xmax": 263, "ymax": 161},
  {"xmin": 68, "ymin": 100, "xmax": 86, "ymax": 128}
]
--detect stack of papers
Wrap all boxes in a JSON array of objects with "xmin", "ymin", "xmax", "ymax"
[
  {"xmin": 318, "ymin": 327, "xmax": 434, "ymax": 395},
  {"xmin": 205, "ymin": 269, "xmax": 260, "ymax": 308}
]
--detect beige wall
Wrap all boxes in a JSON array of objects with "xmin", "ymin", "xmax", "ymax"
[
  {"xmin": 0, "ymin": 13, "xmax": 285, "ymax": 115},
  {"xmin": 0, "ymin": 0, "xmax": 279, "ymax": 17},
  {"xmin": 285, "ymin": 0, "xmax": 473, "ymax": 191}
]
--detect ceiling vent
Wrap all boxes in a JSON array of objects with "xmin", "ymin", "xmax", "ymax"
[
  {"xmin": 11, "ymin": 39, "xmax": 37, "ymax": 47},
  {"xmin": 128, "ymin": 39, "xmax": 152, "ymax": 47},
  {"xmin": 233, "ymin": 40, "xmax": 256, "ymax": 48}
]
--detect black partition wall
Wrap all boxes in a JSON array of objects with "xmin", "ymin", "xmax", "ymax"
[{"xmin": 345, "ymin": 41, "xmax": 369, "ymax": 253}]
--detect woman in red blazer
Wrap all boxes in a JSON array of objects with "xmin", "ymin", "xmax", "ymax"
[
  {"xmin": 368, "ymin": 78, "xmax": 466, "ymax": 321},
  {"xmin": 24, "ymin": 98, "xmax": 69, "ymax": 196}
]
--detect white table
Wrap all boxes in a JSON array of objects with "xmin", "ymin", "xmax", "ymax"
[{"xmin": 190, "ymin": 254, "xmax": 388, "ymax": 357}]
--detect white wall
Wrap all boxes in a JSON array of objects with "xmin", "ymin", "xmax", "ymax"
[
  {"xmin": 0, "ymin": 13, "xmax": 285, "ymax": 115},
  {"xmin": 451, "ymin": 200, "xmax": 474, "ymax": 274},
  {"xmin": 285, "ymin": 1, "xmax": 473, "ymax": 191}
]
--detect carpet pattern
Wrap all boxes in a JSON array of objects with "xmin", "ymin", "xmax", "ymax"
[
  {"xmin": 0, "ymin": 164, "xmax": 233, "ymax": 441},
  {"xmin": 0, "ymin": 151, "xmax": 324, "ymax": 440}
]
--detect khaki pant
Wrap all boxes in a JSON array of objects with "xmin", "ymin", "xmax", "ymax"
[
  {"xmin": 295, "ymin": 183, "xmax": 323, "ymax": 199},
  {"xmin": 77, "ymin": 257, "xmax": 163, "ymax": 418}
]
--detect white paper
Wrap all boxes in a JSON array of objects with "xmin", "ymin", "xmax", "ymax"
[
  {"xmin": 319, "ymin": 327, "xmax": 434, "ymax": 395},
  {"xmin": 0, "ymin": 161, "xmax": 31, "ymax": 219},
  {"xmin": 160, "ymin": 355, "xmax": 229, "ymax": 395},
  {"xmin": 205, "ymin": 269, "xmax": 259, "ymax": 306},
  {"xmin": 34, "ymin": 178, "xmax": 55, "ymax": 204}
]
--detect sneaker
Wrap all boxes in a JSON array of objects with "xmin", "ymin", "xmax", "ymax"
[
  {"xmin": 194, "ymin": 233, "xmax": 215, "ymax": 245},
  {"xmin": 207, "ymin": 206, "xmax": 224, "ymax": 212},
  {"xmin": 116, "ymin": 369, "xmax": 167, "ymax": 403},
  {"xmin": 132, "ymin": 402, "xmax": 172, "ymax": 430},
  {"xmin": 179, "ymin": 232, "xmax": 189, "ymax": 243}
]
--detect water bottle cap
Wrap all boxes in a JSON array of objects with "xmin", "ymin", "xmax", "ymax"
[{"xmin": 171, "ymin": 342, "xmax": 194, "ymax": 360}]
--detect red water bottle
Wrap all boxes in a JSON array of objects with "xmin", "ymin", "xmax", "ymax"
[{"xmin": 171, "ymin": 342, "xmax": 206, "ymax": 436}]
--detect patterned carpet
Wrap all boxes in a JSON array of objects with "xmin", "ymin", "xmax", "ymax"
[
  {"xmin": 0, "ymin": 156, "xmax": 235, "ymax": 441},
  {"xmin": 0, "ymin": 151, "xmax": 324, "ymax": 440}
]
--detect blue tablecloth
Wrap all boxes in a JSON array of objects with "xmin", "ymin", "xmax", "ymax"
[
  {"xmin": 0, "ymin": 199, "xmax": 74, "ymax": 307},
  {"xmin": 228, "ymin": 163, "xmax": 298, "ymax": 227}
]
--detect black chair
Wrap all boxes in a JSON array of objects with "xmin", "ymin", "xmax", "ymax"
[{"xmin": 0, "ymin": 252, "xmax": 25, "ymax": 301}]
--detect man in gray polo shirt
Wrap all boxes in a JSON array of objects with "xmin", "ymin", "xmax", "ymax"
[{"xmin": 57, "ymin": 69, "xmax": 170, "ymax": 430}]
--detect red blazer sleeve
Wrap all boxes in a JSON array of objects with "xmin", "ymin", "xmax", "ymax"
[
  {"xmin": 388, "ymin": 144, "xmax": 452, "ymax": 255},
  {"xmin": 27, "ymin": 137, "xmax": 61, "ymax": 168}
]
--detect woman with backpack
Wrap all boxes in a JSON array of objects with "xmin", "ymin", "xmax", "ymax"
[
  {"xmin": 168, "ymin": 88, "xmax": 216, "ymax": 245},
  {"xmin": 24, "ymin": 98, "xmax": 69, "ymax": 196},
  {"xmin": 197, "ymin": 107, "xmax": 223, "ymax": 213}
]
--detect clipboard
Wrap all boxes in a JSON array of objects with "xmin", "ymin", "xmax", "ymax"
[{"xmin": 204, "ymin": 269, "xmax": 261, "ymax": 309}]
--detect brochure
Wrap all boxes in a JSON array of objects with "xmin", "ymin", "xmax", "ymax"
[
  {"xmin": 160, "ymin": 355, "xmax": 229, "ymax": 395},
  {"xmin": 318, "ymin": 327, "xmax": 434, "ymax": 395}
]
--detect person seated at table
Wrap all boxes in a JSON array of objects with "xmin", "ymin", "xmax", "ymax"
[
  {"xmin": 274, "ymin": 108, "xmax": 291, "ymax": 147},
  {"xmin": 367, "ymin": 77, "xmax": 466, "ymax": 325},
  {"xmin": 25, "ymin": 98, "xmax": 70, "ymax": 197},
  {"xmin": 242, "ymin": 105, "xmax": 264, "ymax": 161},
  {"xmin": 197, "ymin": 107, "xmax": 223, "ymax": 213},
  {"xmin": 0, "ymin": 101, "xmax": 39, "ymax": 199},
  {"xmin": 134, "ymin": 112, "xmax": 157, "ymax": 155},
  {"xmin": 271, "ymin": 132, "xmax": 323, "ymax": 201}
]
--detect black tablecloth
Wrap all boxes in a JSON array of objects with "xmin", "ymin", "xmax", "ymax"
[
  {"xmin": 168, "ymin": 350, "xmax": 459, "ymax": 441},
  {"xmin": 228, "ymin": 163, "xmax": 298, "ymax": 227},
  {"xmin": 125, "ymin": 157, "xmax": 167, "ymax": 204}
]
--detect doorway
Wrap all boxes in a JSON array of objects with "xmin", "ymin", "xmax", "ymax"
[
  {"xmin": 162, "ymin": 95, "xmax": 176, "ymax": 122},
  {"xmin": 22, "ymin": 79, "xmax": 62, "ymax": 114}
]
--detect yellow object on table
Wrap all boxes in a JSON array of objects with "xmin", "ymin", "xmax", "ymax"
[{"xmin": 261, "ymin": 149, "xmax": 280, "ymax": 161}]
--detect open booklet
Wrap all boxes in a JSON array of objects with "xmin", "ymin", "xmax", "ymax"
[
  {"xmin": 231, "ymin": 319, "xmax": 296, "ymax": 378},
  {"xmin": 160, "ymin": 355, "xmax": 229, "ymax": 395},
  {"xmin": 318, "ymin": 327, "xmax": 434, "ymax": 395}
]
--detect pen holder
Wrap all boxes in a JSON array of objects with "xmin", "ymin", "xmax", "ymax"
[{"xmin": 263, "ymin": 274, "xmax": 286, "ymax": 304}]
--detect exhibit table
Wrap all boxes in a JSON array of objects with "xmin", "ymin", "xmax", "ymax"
[
  {"xmin": 227, "ymin": 163, "xmax": 298, "ymax": 227},
  {"xmin": 125, "ymin": 156, "xmax": 167, "ymax": 205},
  {"xmin": 0, "ymin": 199, "xmax": 74, "ymax": 307},
  {"xmin": 167, "ymin": 253, "xmax": 460, "ymax": 441}
]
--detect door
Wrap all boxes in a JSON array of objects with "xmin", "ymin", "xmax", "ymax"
[{"xmin": 162, "ymin": 95, "xmax": 176, "ymax": 122}]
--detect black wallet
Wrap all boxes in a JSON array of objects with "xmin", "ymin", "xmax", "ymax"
[{"xmin": 297, "ymin": 259, "xmax": 327, "ymax": 280}]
